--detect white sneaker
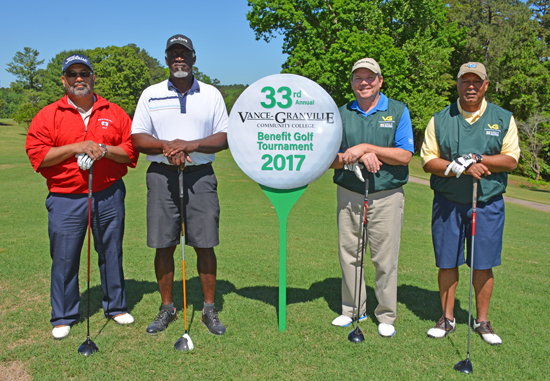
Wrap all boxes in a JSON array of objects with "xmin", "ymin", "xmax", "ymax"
[
  {"xmin": 427, "ymin": 316, "xmax": 456, "ymax": 338},
  {"xmin": 52, "ymin": 325, "xmax": 71, "ymax": 340},
  {"xmin": 473, "ymin": 320, "xmax": 502, "ymax": 345},
  {"xmin": 113, "ymin": 313, "xmax": 134, "ymax": 325},
  {"xmin": 331, "ymin": 314, "xmax": 367, "ymax": 327},
  {"xmin": 378, "ymin": 323, "xmax": 395, "ymax": 337}
]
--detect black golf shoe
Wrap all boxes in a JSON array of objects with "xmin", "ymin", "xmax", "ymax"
[
  {"xmin": 146, "ymin": 308, "xmax": 177, "ymax": 335},
  {"xmin": 201, "ymin": 308, "xmax": 226, "ymax": 335}
]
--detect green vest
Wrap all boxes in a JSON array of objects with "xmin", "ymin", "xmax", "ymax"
[
  {"xmin": 430, "ymin": 101, "xmax": 512, "ymax": 204},
  {"xmin": 333, "ymin": 99, "xmax": 409, "ymax": 195}
]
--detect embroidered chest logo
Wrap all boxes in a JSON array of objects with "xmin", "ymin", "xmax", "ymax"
[
  {"xmin": 98, "ymin": 118, "xmax": 113, "ymax": 129},
  {"xmin": 485, "ymin": 123, "xmax": 500, "ymax": 136},
  {"xmin": 379, "ymin": 115, "xmax": 394, "ymax": 128}
]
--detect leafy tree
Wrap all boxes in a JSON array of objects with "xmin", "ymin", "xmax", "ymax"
[
  {"xmin": 530, "ymin": 0, "xmax": 550, "ymax": 53},
  {"xmin": 246, "ymin": 0, "xmax": 463, "ymax": 147},
  {"xmin": 12, "ymin": 103, "xmax": 40, "ymax": 129},
  {"xmin": 40, "ymin": 46, "xmax": 150, "ymax": 116},
  {"xmin": 6, "ymin": 47, "xmax": 44, "ymax": 91},
  {"xmin": 126, "ymin": 43, "xmax": 167, "ymax": 85},
  {"xmin": 517, "ymin": 113, "xmax": 550, "ymax": 180}
]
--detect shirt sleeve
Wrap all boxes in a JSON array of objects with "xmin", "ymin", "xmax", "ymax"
[
  {"xmin": 501, "ymin": 116, "xmax": 520, "ymax": 162},
  {"xmin": 25, "ymin": 109, "xmax": 53, "ymax": 172},
  {"xmin": 212, "ymin": 88, "xmax": 228, "ymax": 134},
  {"xmin": 394, "ymin": 107, "xmax": 414, "ymax": 154},
  {"xmin": 117, "ymin": 107, "xmax": 139, "ymax": 168},
  {"xmin": 420, "ymin": 116, "xmax": 440, "ymax": 167},
  {"xmin": 131, "ymin": 89, "xmax": 155, "ymax": 136}
]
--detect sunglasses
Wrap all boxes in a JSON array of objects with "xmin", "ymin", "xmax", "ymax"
[{"xmin": 64, "ymin": 70, "xmax": 93, "ymax": 78}]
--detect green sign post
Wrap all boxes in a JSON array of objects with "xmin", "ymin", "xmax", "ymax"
[
  {"xmin": 228, "ymin": 74, "xmax": 341, "ymax": 331},
  {"xmin": 260, "ymin": 184, "xmax": 307, "ymax": 331}
]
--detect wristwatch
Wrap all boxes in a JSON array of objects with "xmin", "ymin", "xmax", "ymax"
[
  {"xmin": 472, "ymin": 153, "xmax": 482, "ymax": 163},
  {"xmin": 99, "ymin": 144, "xmax": 108, "ymax": 158}
]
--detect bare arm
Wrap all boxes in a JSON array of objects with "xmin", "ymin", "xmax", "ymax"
[
  {"xmin": 342, "ymin": 143, "xmax": 412, "ymax": 166},
  {"xmin": 423, "ymin": 154, "xmax": 517, "ymax": 180},
  {"xmin": 39, "ymin": 140, "xmax": 104, "ymax": 168}
]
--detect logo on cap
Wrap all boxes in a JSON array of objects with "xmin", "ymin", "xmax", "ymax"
[{"xmin": 467, "ymin": 63, "xmax": 477, "ymax": 68}]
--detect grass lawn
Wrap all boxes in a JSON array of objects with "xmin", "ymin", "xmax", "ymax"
[{"xmin": 1, "ymin": 119, "xmax": 549, "ymax": 380}]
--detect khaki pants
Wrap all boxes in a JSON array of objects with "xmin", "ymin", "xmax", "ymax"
[{"xmin": 337, "ymin": 185, "xmax": 404, "ymax": 325}]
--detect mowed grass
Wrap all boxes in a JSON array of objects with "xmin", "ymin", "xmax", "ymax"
[{"xmin": 0, "ymin": 119, "xmax": 549, "ymax": 380}]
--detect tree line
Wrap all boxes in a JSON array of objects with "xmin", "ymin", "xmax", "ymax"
[
  {"xmin": 3, "ymin": 0, "xmax": 549, "ymax": 180},
  {"xmin": 247, "ymin": 0, "xmax": 550, "ymax": 181},
  {"xmin": 1, "ymin": 45, "xmax": 247, "ymax": 125}
]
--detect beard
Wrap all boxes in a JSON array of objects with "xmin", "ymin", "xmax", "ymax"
[
  {"xmin": 172, "ymin": 68, "xmax": 189, "ymax": 78},
  {"xmin": 65, "ymin": 81, "xmax": 93, "ymax": 99}
]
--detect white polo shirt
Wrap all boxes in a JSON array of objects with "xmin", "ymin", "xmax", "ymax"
[{"xmin": 131, "ymin": 77, "xmax": 228, "ymax": 165}]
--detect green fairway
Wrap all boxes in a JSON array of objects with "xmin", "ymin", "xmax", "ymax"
[{"xmin": 1, "ymin": 119, "xmax": 549, "ymax": 380}]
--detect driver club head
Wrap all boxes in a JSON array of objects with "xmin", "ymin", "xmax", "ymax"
[
  {"xmin": 78, "ymin": 338, "xmax": 99, "ymax": 356},
  {"xmin": 348, "ymin": 326, "xmax": 365, "ymax": 343},
  {"xmin": 174, "ymin": 333, "xmax": 194, "ymax": 351},
  {"xmin": 454, "ymin": 358, "xmax": 473, "ymax": 374}
]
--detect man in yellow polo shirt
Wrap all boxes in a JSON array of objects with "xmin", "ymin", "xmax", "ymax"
[{"xmin": 420, "ymin": 62, "xmax": 519, "ymax": 345}]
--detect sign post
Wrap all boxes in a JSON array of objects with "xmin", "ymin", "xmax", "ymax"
[{"xmin": 228, "ymin": 74, "xmax": 341, "ymax": 331}]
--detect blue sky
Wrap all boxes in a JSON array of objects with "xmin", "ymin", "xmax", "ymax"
[{"xmin": 0, "ymin": 0, "xmax": 287, "ymax": 88}]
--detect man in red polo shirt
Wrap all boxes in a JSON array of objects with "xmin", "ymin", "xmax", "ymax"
[{"xmin": 26, "ymin": 54, "xmax": 139, "ymax": 340}]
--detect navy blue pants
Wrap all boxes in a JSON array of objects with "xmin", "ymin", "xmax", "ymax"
[{"xmin": 46, "ymin": 179, "xmax": 128, "ymax": 326}]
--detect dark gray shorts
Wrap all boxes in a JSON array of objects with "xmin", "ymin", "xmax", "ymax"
[{"xmin": 146, "ymin": 162, "xmax": 220, "ymax": 249}]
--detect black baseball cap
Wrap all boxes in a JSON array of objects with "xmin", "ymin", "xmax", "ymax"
[{"xmin": 166, "ymin": 34, "xmax": 194, "ymax": 52}]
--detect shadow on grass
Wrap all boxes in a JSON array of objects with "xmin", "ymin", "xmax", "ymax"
[
  {"xmin": 397, "ymin": 284, "xmax": 469, "ymax": 324},
  {"xmin": 77, "ymin": 277, "xmax": 237, "ymax": 331}
]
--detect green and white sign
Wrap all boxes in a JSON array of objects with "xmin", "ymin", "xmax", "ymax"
[
  {"xmin": 228, "ymin": 74, "xmax": 342, "ymax": 332},
  {"xmin": 228, "ymin": 74, "xmax": 342, "ymax": 189}
]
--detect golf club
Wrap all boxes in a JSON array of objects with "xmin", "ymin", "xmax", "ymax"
[
  {"xmin": 174, "ymin": 168, "xmax": 194, "ymax": 351},
  {"xmin": 454, "ymin": 178, "xmax": 478, "ymax": 374},
  {"xmin": 348, "ymin": 169, "xmax": 369, "ymax": 344},
  {"xmin": 78, "ymin": 164, "xmax": 99, "ymax": 356}
]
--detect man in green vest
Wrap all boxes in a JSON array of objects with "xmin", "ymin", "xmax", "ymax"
[
  {"xmin": 330, "ymin": 58, "xmax": 414, "ymax": 337},
  {"xmin": 421, "ymin": 62, "xmax": 520, "ymax": 345}
]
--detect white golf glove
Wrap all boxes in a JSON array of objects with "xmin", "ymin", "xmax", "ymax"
[
  {"xmin": 75, "ymin": 153, "xmax": 94, "ymax": 170},
  {"xmin": 344, "ymin": 162, "xmax": 365, "ymax": 182},
  {"xmin": 444, "ymin": 154, "xmax": 477, "ymax": 178}
]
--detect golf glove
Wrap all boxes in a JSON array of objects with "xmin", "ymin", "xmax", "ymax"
[
  {"xmin": 344, "ymin": 162, "xmax": 365, "ymax": 182},
  {"xmin": 75, "ymin": 153, "xmax": 94, "ymax": 170},
  {"xmin": 444, "ymin": 154, "xmax": 477, "ymax": 178}
]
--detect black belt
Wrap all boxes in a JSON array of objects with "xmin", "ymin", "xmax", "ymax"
[{"xmin": 152, "ymin": 162, "xmax": 211, "ymax": 173}]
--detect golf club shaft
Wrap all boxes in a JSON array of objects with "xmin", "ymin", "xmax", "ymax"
[
  {"xmin": 179, "ymin": 169, "xmax": 188, "ymax": 333},
  {"xmin": 86, "ymin": 165, "xmax": 93, "ymax": 338},
  {"xmin": 466, "ymin": 179, "xmax": 478, "ymax": 357},
  {"xmin": 355, "ymin": 172, "xmax": 369, "ymax": 325}
]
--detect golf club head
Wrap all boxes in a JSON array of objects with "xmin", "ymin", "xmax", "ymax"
[
  {"xmin": 78, "ymin": 338, "xmax": 99, "ymax": 356},
  {"xmin": 348, "ymin": 326, "xmax": 365, "ymax": 343},
  {"xmin": 174, "ymin": 333, "xmax": 194, "ymax": 351},
  {"xmin": 454, "ymin": 358, "xmax": 473, "ymax": 374}
]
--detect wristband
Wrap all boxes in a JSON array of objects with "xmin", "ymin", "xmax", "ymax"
[{"xmin": 99, "ymin": 143, "xmax": 108, "ymax": 158}]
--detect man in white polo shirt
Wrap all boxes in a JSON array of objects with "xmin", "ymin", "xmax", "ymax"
[{"xmin": 131, "ymin": 34, "xmax": 229, "ymax": 336}]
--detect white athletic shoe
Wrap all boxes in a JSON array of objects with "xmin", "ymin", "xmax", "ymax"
[
  {"xmin": 473, "ymin": 320, "xmax": 502, "ymax": 345},
  {"xmin": 378, "ymin": 323, "xmax": 395, "ymax": 337},
  {"xmin": 427, "ymin": 316, "xmax": 456, "ymax": 338},
  {"xmin": 113, "ymin": 313, "xmax": 134, "ymax": 325},
  {"xmin": 331, "ymin": 314, "xmax": 367, "ymax": 327},
  {"xmin": 52, "ymin": 325, "xmax": 71, "ymax": 340}
]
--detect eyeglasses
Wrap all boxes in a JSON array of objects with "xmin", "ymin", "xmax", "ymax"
[
  {"xmin": 166, "ymin": 48, "xmax": 194, "ymax": 59},
  {"xmin": 64, "ymin": 70, "xmax": 93, "ymax": 78}
]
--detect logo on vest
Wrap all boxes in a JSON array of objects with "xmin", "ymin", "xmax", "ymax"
[
  {"xmin": 485, "ymin": 123, "xmax": 500, "ymax": 136},
  {"xmin": 379, "ymin": 115, "xmax": 394, "ymax": 128}
]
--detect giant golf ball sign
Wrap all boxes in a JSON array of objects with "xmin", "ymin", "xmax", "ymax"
[{"xmin": 228, "ymin": 74, "xmax": 342, "ymax": 189}]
